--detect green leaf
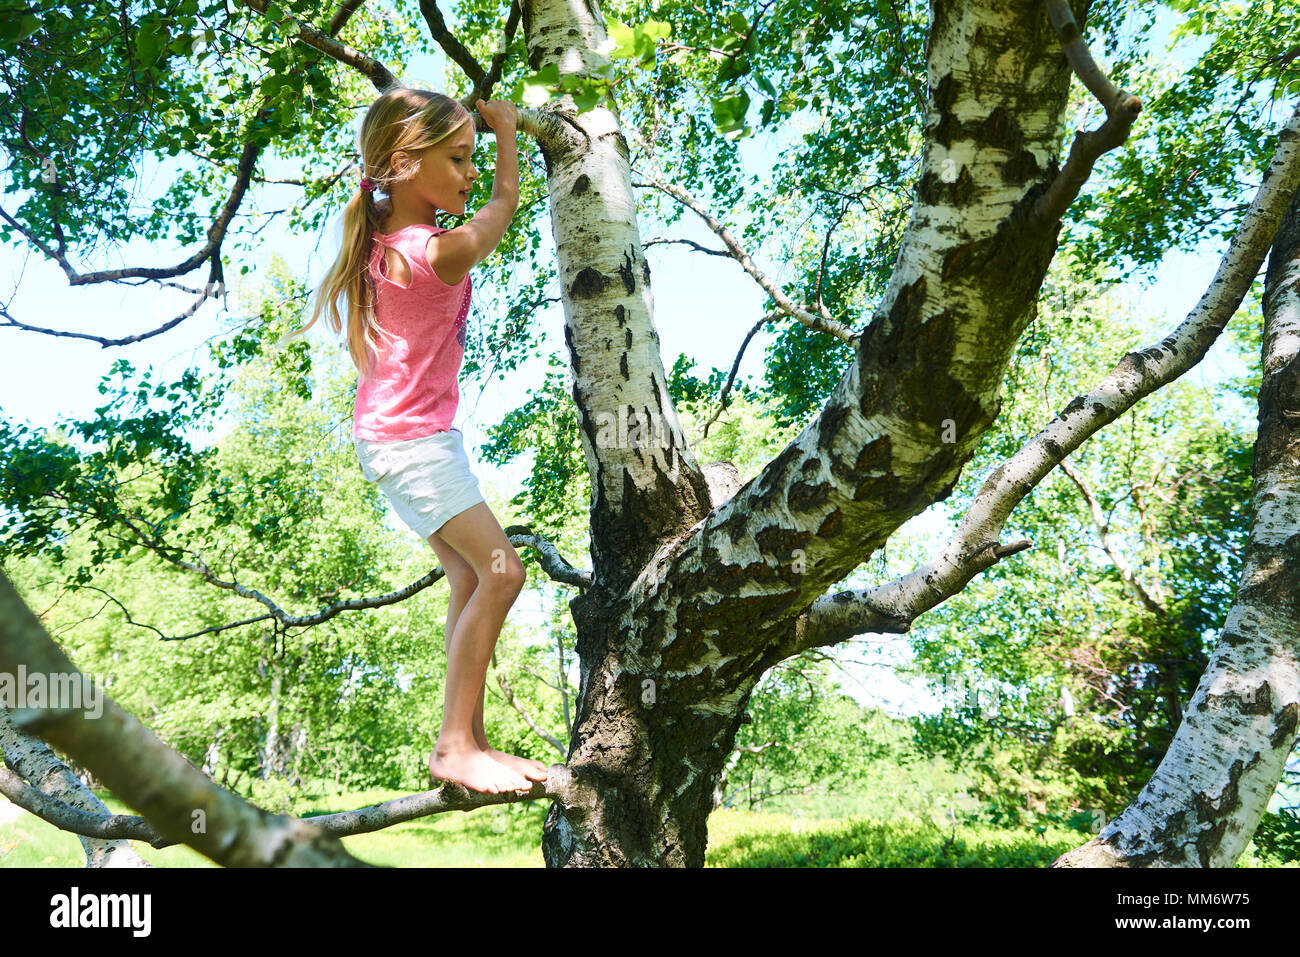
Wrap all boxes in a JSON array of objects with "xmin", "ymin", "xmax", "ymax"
[
  {"xmin": 572, "ymin": 85, "xmax": 602, "ymax": 113},
  {"xmin": 0, "ymin": 13, "xmax": 40, "ymax": 42},
  {"xmin": 728, "ymin": 11, "xmax": 747, "ymax": 34},
  {"xmin": 605, "ymin": 16, "xmax": 635, "ymax": 57},
  {"xmin": 522, "ymin": 63, "xmax": 560, "ymax": 107},
  {"xmin": 711, "ymin": 89, "xmax": 750, "ymax": 135}
]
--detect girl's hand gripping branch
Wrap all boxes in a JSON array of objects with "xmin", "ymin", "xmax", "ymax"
[{"xmin": 426, "ymin": 99, "xmax": 520, "ymax": 286}]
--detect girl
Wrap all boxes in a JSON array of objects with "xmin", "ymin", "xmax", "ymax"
[{"xmin": 304, "ymin": 88, "xmax": 547, "ymax": 795}]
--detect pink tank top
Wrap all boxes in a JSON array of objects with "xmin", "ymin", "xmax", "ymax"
[{"xmin": 353, "ymin": 224, "xmax": 472, "ymax": 441}]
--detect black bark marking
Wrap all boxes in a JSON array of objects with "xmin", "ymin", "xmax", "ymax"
[
  {"xmin": 918, "ymin": 166, "xmax": 975, "ymax": 208},
  {"xmin": 572, "ymin": 173, "xmax": 591, "ymax": 195},
  {"xmin": 931, "ymin": 73, "xmax": 960, "ymax": 148},
  {"xmin": 1002, "ymin": 148, "xmax": 1043, "ymax": 184},
  {"xmin": 978, "ymin": 106, "xmax": 1024, "ymax": 153},
  {"xmin": 614, "ymin": 304, "xmax": 626, "ymax": 325},
  {"xmin": 565, "ymin": 321, "xmax": 580, "ymax": 376},
  {"xmin": 619, "ymin": 247, "xmax": 636, "ymax": 295},
  {"xmin": 787, "ymin": 479, "xmax": 831, "ymax": 514},
  {"xmin": 624, "ymin": 327, "xmax": 632, "ymax": 349},
  {"xmin": 620, "ymin": 353, "xmax": 629, "ymax": 380},
  {"xmin": 816, "ymin": 401, "xmax": 850, "ymax": 457},
  {"xmin": 1271, "ymin": 702, "xmax": 1299, "ymax": 749},
  {"xmin": 571, "ymin": 267, "xmax": 608, "ymax": 299},
  {"xmin": 816, "ymin": 508, "xmax": 842, "ymax": 538}
]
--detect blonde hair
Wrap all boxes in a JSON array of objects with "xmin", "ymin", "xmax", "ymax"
[{"xmin": 297, "ymin": 89, "xmax": 473, "ymax": 378}]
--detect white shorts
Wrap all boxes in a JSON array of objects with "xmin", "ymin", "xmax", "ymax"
[{"xmin": 353, "ymin": 428, "xmax": 485, "ymax": 540}]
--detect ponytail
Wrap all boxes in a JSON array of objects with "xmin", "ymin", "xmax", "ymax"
[{"xmin": 296, "ymin": 182, "xmax": 386, "ymax": 379}]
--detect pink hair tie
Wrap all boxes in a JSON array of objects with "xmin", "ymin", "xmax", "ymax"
[{"xmin": 359, "ymin": 177, "xmax": 376, "ymax": 192}]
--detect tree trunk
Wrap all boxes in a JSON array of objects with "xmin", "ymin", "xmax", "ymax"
[
  {"xmin": 530, "ymin": 0, "xmax": 1082, "ymax": 865},
  {"xmin": 1054, "ymin": 184, "xmax": 1300, "ymax": 867},
  {"xmin": 262, "ymin": 651, "xmax": 284, "ymax": 779}
]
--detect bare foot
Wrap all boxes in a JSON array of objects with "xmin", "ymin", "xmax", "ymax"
[
  {"xmin": 486, "ymin": 747, "xmax": 549, "ymax": 782},
  {"xmin": 429, "ymin": 745, "xmax": 533, "ymax": 794}
]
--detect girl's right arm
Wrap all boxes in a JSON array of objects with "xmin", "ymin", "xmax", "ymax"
[{"xmin": 427, "ymin": 100, "xmax": 519, "ymax": 284}]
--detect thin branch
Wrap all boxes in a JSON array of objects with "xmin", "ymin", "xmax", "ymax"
[
  {"xmin": 495, "ymin": 671, "xmax": 567, "ymax": 755},
  {"xmin": 237, "ymin": 0, "xmax": 400, "ymax": 92},
  {"xmin": 107, "ymin": 514, "xmax": 589, "ymax": 639},
  {"xmin": 695, "ymin": 311, "xmax": 781, "ymax": 441},
  {"xmin": 0, "ymin": 256, "xmax": 226, "ymax": 347},
  {"xmin": 472, "ymin": 0, "xmax": 522, "ymax": 106},
  {"xmin": 1032, "ymin": 0, "xmax": 1143, "ymax": 223},
  {"xmin": 641, "ymin": 237, "xmax": 731, "ymax": 257},
  {"xmin": 1058, "ymin": 458, "xmax": 1167, "ymax": 616},
  {"xmin": 626, "ymin": 126, "xmax": 860, "ymax": 345},
  {"xmin": 0, "ymin": 139, "xmax": 255, "ymax": 285}
]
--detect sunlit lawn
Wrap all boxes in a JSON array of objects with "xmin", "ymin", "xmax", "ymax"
[{"xmin": 1, "ymin": 789, "xmax": 1288, "ymax": 867}]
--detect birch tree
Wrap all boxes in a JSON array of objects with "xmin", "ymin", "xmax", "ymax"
[{"xmin": 2, "ymin": 0, "xmax": 1298, "ymax": 867}]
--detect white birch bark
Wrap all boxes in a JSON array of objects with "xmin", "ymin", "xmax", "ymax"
[
  {"xmin": 536, "ymin": 0, "xmax": 1088, "ymax": 866},
  {"xmin": 1054, "ymin": 183, "xmax": 1300, "ymax": 867},
  {"xmin": 0, "ymin": 709, "xmax": 150, "ymax": 867}
]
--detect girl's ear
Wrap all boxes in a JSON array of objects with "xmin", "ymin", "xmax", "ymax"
[{"xmin": 391, "ymin": 150, "xmax": 411, "ymax": 178}]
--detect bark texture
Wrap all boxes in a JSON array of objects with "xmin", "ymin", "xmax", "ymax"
[
  {"xmin": 0, "ymin": 709, "xmax": 150, "ymax": 867},
  {"xmin": 1053, "ymin": 183, "xmax": 1300, "ymax": 867},
  {"xmin": 537, "ymin": 0, "xmax": 1087, "ymax": 866}
]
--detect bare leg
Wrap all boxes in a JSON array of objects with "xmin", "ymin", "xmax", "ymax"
[
  {"xmin": 422, "ymin": 502, "xmax": 540, "ymax": 792},
  {"xmin": 441, "ymin": 578, "xmax": 548, "ymax": 782}
]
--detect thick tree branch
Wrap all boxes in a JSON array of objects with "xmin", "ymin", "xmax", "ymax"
[
  {"xmin": 0, "ymin": 765, "xmax": 164, "ymax": 846},
  {"xmin": 1055, "ymin": 177, "xmax": 1300, "ymax": 868},
  {"xmin": 0, "ymin": 571, "xmax": 372, "ymax": 866},
  {"xmin": 325, "ymin": 0, "xmax": 367, "ymax": 36},
  {"xmin": 0, "ymin": 709, "xmax": 150, "ymax": 865},
  {"xmin": 1032, "ymin": 0, "xmax": 1143, "ymax": 223},
  {"xmin": 420, "ymin": 0, "xmax": 486, "ymax": 86},
  {"xmin": 794, "ymin": 102, "xmax": 1300, "ymax": 654},
  {"xmin": 0, "ymin": 748, "xmax": 572, "ymax": 847}
]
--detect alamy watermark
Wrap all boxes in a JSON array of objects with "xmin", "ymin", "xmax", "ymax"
[{"xmin": 0, "ymin": 666, "xmax": 104, "ymax": 719}]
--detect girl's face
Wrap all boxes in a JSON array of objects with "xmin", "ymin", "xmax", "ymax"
[{"xmin": 395, "ymin": 119, "xmax": 478, "ymax": 214}]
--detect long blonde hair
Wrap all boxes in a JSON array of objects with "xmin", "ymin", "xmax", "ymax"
[{"xmin": 299, "ymin": 89, "xmax": 472, "ymax": 378}]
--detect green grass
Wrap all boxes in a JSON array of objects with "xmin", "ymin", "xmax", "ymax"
[{"xmin": 1, "ymin": 790, "xmax": 1292, "ymax": 867}]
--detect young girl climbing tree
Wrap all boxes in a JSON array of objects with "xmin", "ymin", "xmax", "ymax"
[{"xmin": 301, "ymin": 88, "xmax": 548, "ymax": 795}]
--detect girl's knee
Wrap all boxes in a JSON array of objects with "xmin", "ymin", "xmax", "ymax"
[
  {"xmin": 487, "ymin": 550, "xmax": 526, "ymax": 593},
  {"xmin": 449, "ymin": 575, "xmax": 478, "ymax": 605}
]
